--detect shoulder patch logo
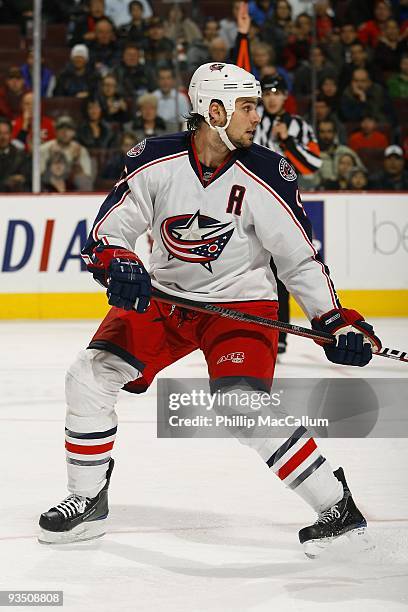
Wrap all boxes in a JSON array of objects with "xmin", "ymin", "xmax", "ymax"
[
  {"xmin": 279, "ymin": 158, "xmax": 297, "ymax": 181},
  {"xmin": 127, "ymin": 139, "xmax": 146, "ymax": 157}
]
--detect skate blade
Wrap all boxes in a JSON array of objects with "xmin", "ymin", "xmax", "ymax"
[
  {"xmin": 38, "ymin": 519, "xmax": 107, "ymax": 545},
  {"xmin": 303, "ymin": 526, "xmax": 374, "ymax": 559}
]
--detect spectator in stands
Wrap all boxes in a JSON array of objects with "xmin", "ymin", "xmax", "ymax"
[
  {"xmin": 105, "ymin": 0, "xmax": 152, "ymax": 27},
  {"xmin": 369, "ymin": 144, "xmax": 408, "ymax": 188},
  {"xmin": 78, "ymin": 98, "xmax": 115, "ymax": 149},
  {"xmin": 348, "ymin": 167, "xmax": 369, "ymax": 190},
  {"xmin": 348, "ymin": 113, "xmax": 389, "ymax": 152},
  {"xmin": 68, "ymin": 0, "xmax": 105, "ymax": 46},
  {"xmin": 248, "ymin": 0, "xmax": 274, "ymax": 27},
  {"xmin": 152, "ymin": 67, "xmax": 190, "ymax": 131},
  {"xmin": 387, "ymin": 53, "xmax": 408, "ymax": 97},
  {"xmin": 20, "ymin": 48, "xmax": 55, "ymax": 97},
  {"xmin": 187, "ymin": 18, "xmax": 220, "ymax": 73},
  {"xmin": 315, "ymin": 0, "xmax": 334, "ymax": 43},
  {"xmin": 262, "ymin": 0, "xmax": 293, "ymax": 62},
  {"xmin": 293, "ymin": 44, "xmax": 338, "ymax": 97},
  {"xmin": 0, "ymin": 117, "xmax": 31, "ymax": 192},
  {"xmin": 143, "ymin": 17, "xmax": 174, "ymax": 67},
  {"xmin": 118, "ymin": 0, "xmax": 147, "ymax": 46},
  {"xmin": 374, "ymin": 18, "xmax": 408, "ymax": 76},
  {"xmin": 87, "ymin": 17, "xmax": 121, "ymax": 76},
  {"xmin": 284, "ymin": 12, "xmax": 312, "ymax": 71},
  {"xmin": 0, "ymin": 67, "xmax": 28, "ymax": 121},
  {"xmin": 163, "ymin": 4, "xmax": 202, "ymax": 46},
  {"xmin": 69, "ymin": 0, "xmax": 107, "ymax": 46},
  {"xmin": 326, "ymin": 23, "xmax": 359, "ymax": 67},
  {"xmin": 339, "ymin": 42, "xmax": 375, "ymax": 89},
  {"xmin": 97, "ymin": 73, "xmax": 130, "ymax": 124},
  {"xmin": 208, "ymin": 37, "xmax": 229, "ymax": 64},
  {"xmin": 358, "ymin": 0, "xmax": 394, "ymax": 48},
  {"xmin": 41, "ymin": 151, "xmax": 74, "ymax": 193},
  {"xmin": 251, "ymin": 42, "xmax": 292, "ymax": 86},
  {"xmin": 340, "ymin": 68, "xmax": 387, "ymax": 123},
  {"xmin": 12, "ymin": 92, "xmax": 56, "ymax": 151},
  {"xmin": 125, "ymin": 93, "xmax": 168, "ymax": 141},
  {"xmin": 54, "ymin": 44, "xmax": 97, "ymax": 99},
  {"xmin": 40, "ymin": 115, "xmax": 93, "ymax": 190},
  {"xmin": 114, "ymin": 43, "xmax": 152, "ymax": 98},
  {"xmin": 313, "ymin": 118, "xmax": 364, "ymax": 188},
  {"xmin": 306, "ymin": 96, "xmax": 347, "ymax": 143},
  {"xmin": 323, "ymin": 152, "xmax": 358, "ymax": 189},
  {"xmin": 219, "ymin": 0, "xmax": 240, "ymax": 50},
  {"xmin": 102, "ymin": 131, "xmax": 136, "ymax": 179},
  {"xmin": 319, "ymin": 75, "xmax": 341, "ymax": 111}
]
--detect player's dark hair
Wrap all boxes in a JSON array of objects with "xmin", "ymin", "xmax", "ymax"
[
  {"xmin": 186, "ymin": 99, "xmax": 224, "ymax": 132},
  {"xmin": 186, "ymin": 113, "xmax": 205, "ymax": 131}
]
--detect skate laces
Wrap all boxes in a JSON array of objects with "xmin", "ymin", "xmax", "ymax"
[
  {"xmin": 55, "ymin": 494, "xmax": 91, "ymax": 519},
  {"xmin": 316, "ymin": 505, "xmax": 341, "ymax": 524}
]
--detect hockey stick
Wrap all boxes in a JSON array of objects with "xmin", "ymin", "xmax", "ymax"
[{"xmin": 151, "ymin": 288, "xmax": 408, "ymax": 364}]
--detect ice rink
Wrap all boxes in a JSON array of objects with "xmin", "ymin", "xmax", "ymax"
[{"xmin": 0, "ymin": 317, "xmax": 407, "ymax": 612}]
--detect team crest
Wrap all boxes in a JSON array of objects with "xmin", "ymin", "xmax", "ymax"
[
  {"xmin": 160, "ymin": 210, "xmax": 234, "ymax": 272},
  {"xmin": 209, "ymin": 63, "xmax": 225, "ymax": 71},
  {"xmin": 279, "ymin": 158, "xmax": 297, "ymax": 181},
  {"xmin": 127, "ymin": 139, "xmax": 146, "ymax": 157}
]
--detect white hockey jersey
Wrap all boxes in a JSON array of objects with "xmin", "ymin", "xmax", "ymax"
[{"xmin": 83, "ymin": 132, "xmax": 339, "ymax": 320}]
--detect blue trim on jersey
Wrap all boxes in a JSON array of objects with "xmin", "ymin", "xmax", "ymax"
[
  {"xmin": 237, "ymin": 143, "xmax": 313, "ymax": 241},
  {"xmin": 82, "ymin": 132, "xmax": 190, "ymax": 258},
  {"xmin": 237, "ymin": 144, "xmax": 340, "ymax": 307}
]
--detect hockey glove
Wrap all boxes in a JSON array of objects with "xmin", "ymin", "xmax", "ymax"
[
  {"xmin": 89, "ymin": 246, "xmax": 151, "ymax": 313},
  {"xmin": 311, "ymin": 308, "xmax": 382, "ymax": 367}
]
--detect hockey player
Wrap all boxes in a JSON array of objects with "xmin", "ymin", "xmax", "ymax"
[
  {"xmin": 254, "ymin": 74, "xmax": 322, "ymax": 354},
  {"xmin": 39, "ymin": 63, "xmax": 381, "ymax": 558}
]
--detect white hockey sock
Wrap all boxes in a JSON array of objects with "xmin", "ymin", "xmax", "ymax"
[
  {"xmin": 65, "ymin": 349, "xmax": 139, "ymax": 498},
  {"xmin": 260, "ymin": 426, "xmax": 343, "ymax": 513}
]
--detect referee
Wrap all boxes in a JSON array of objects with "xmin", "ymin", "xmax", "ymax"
[{"xmin": 254, "ymin": 75, "xmax": 322, "ymax": 353}]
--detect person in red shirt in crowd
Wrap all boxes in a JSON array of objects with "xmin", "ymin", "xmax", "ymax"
[
  {"xmin": 12, "ymin": 92, "xmax": 55, "ymax": 152},
  {"xmin": 348, "ymin": 113, "xmax": 390, "ymax": 152},
  {"xmin": 315, "ymin": 0, "xmax": 334, "ymax": 43},
  {"xmin": 358, "ymin": 0, "xmax": 393, "ymax": 48},
  {"xmin": 0, "ymin": 67, "xmax": 28, "ymax": 121}
]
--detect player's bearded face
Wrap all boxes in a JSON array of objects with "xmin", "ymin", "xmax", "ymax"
[{"xmin": 225, "ymin": 98, "xmax": 260, "ymax": 148}]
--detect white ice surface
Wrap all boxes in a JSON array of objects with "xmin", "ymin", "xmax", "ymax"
[{"xmin": 0, "ymin": 318, "xmax": 407, "ymax": 612}]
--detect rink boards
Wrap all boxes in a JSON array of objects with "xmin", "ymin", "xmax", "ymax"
[{"xmin": 0, "ymin": 192, "xmax": 407, "ymax": 319}]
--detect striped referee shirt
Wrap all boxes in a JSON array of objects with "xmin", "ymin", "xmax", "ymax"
[{"xmin": 254, "ymin": 110, "xmax": 322, "ymax": 176}]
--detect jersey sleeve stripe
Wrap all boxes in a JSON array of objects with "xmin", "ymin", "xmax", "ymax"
[
  {"xmin": 236, "ymin": 161, "xmax": 338, "ymax": 307},
  {"xmin": 92, "ymin": 188, "xmax": 131, "ymax": 242}
]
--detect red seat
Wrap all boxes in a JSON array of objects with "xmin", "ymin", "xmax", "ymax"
[
  {"xmin": 357, "ymin": 148, "xmax": 385, "ymax": 173},
  {"xmin": 0, "ymin": 25, "xmax": 22, "ymax": 48},
  {"xmin": 44, "ymin": 24, "xmax": 68, "ymax": 47},
  {"xmin": 43, "ymin": 97, "xmax": 84, "ymax": 123}
]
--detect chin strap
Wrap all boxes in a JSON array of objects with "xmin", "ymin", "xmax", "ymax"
[{"xmin": 205, "ymin": 112, "xmax": 236, "ymax": 151}]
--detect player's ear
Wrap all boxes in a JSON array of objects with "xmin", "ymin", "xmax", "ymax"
[{"xmin": 209, "ymin": 100, "xmax": 227, "ymax": 127}]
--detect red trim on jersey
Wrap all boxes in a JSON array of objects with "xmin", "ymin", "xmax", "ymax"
[
  {"xmin": 93, "ymin": 152, "xmax": 189, "ymax": 242},
  {"xmin": 191, "ymin": 135, "xmax": 233, "ymax": 187},
  {"xmin": 65, "ymin": 441, "xmax": 114, "ymax": 455},
  {"xmin": 277, "ymin": 438, "xmax": 317, "ymax": 480},
  {"xmin": 236, "ymin": 161, "xmax": 337, "ymax": 308}
]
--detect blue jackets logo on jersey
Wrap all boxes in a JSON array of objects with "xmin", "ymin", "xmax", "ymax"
[{"xmin": 160, "ymin": 211, "xmax": 234, "ymax": 272}]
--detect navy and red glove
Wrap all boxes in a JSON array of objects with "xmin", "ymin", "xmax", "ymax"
[
  {"xmin": 311, "ymin": 308, "xmax": 382, "ymax": 366},
  {"xmin": 89, "ymin": 246, "xmax": 151, "ymax": 313}
]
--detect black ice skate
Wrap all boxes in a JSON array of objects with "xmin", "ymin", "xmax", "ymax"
[
  {"xmin": 298, "ymin": 467, "xmax": 373, "ymax": 559},
  {"xmin": 38, "ymin": 459, "xmax": 114, "ymax": 544}
]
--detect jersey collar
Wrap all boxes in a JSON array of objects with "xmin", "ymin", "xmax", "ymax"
[{"xmin": 188, "ymin": 132, "xmax": 237, "ymax": 188}]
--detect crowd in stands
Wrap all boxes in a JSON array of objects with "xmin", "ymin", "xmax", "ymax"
[{"xmin": 1, "ymin": 0, "xmax": 408, "ymax": 193}]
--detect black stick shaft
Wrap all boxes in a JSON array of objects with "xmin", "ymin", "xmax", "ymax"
[{"xmin": 151, "ymin": 289, "xmax": 408, "ymax": 364}]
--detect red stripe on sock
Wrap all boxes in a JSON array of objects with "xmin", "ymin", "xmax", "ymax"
[
  {"xmin": 65, "ymin": 441, "xmax": 114, "ymax": 455},
  {"xmin": 277, "ymin": 438, "xmax": 317, "ymax": 480}
]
